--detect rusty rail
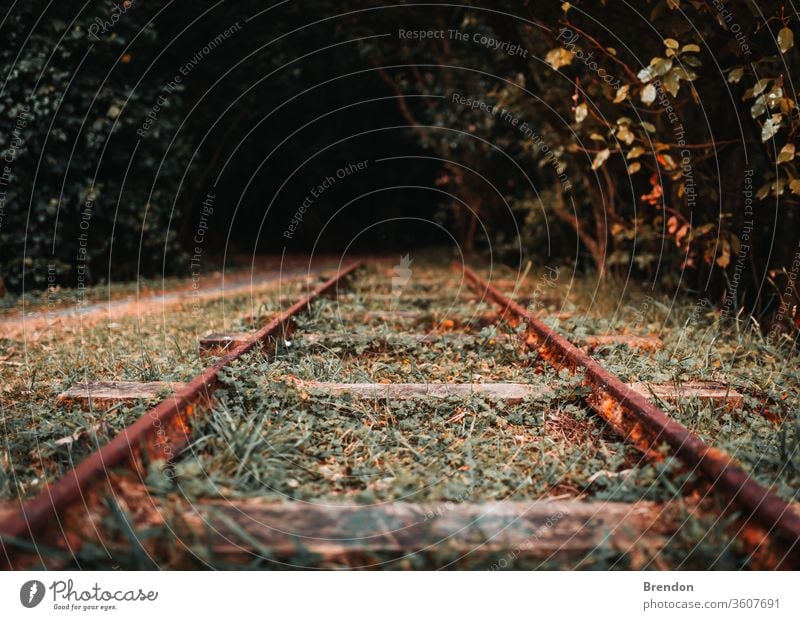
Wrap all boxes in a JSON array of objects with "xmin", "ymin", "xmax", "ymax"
[
  {"xmin": 460, "ymin": 263, "xmax": 800, "ymax": 568},
  {"xmin": 0, "ymin": 260, "xmax": 363, "ymax": 567}
]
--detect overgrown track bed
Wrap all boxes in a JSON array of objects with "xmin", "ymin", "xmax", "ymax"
[
  {"xmin": 0, "ymin": 262, "xmax": 362, "ymax": 567},
  {"xmin": 1, "ymin": 261, "xmax": 798, "ymax": 569},
  {"xmin": 0, "ymin": 273, "xmax": 321, "ymax": 501}
]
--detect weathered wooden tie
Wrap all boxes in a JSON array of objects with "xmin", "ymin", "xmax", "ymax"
[
  {"xmin": 341, "ymin": 292, "xmax": 476, "ymax": 302},
  {"xmin": 57, "ymin": 380, "xmax": 739, "ymax": 416},
  {"xmin": 630, "ymin": 381, "xmax": 744, "ymax": 411},
  {"xmin": 299, "ymin": 332, "xmax": 509, "ymax": 349},
  {"xmin": 294, "ymin": 380, "xmax": 543, "ymax": 403},
  {"xmin": 57, "ymin": 381, "xmax": 187, "ymax": 409},
  {"xmin": 290, "ymin": 379, "xmax": 742, "ymax": 409},
  {"xmin": 170, "ymin": 499, "xmax": 677, "ymax": 565},
  {"xmin": 300, "ymin": 330, "xmax": 659, "ymax": 350}
]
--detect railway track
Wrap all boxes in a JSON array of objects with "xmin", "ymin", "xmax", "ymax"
[{"xmin": 1, "ymin": 260, "xmax": 798, "ymax": 569}]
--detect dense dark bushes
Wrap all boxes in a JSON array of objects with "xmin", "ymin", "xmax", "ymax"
[{"xmin": 1, "ymin": 1, "xmax": 798, "ymax": 331}]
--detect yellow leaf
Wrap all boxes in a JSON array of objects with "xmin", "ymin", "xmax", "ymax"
[
  {"xmin": 751, "ymin": 78, "xmax": 772, "ymax": 99},
  {"xmin": 777, "ymin": 143, "xmax": 796, "ymax": 163},
  {"xmin": 664, "ymin": 38, "xmax": 679, "ymax": 49},
  {"xmin": 790, "ymin": 179, "xmax": 800, "ymax": 195},
  {"xmin": 613, "ymin": 84, "xmax": 629, "ymax": 103},
  {"xmin": 575, "ymin": 102, "xmax": 588, "ymax": 123},
  {"xmin": 616, "ymin": 125, "xmax": 635, "ymax": 145},
  {"xmin": 641, "ymin": 83, "xmax": 657, "ymax": 104},
  {"xmin": 651, "ymin": 57, "xmax": 673, "ymax": 76},
  {"xmin": 728, "ymin": 67, "xmax": 744, "ymax": 84},
  {"xmin": 716, "ymin": 243, "xmax": 731, "ymax": 268},
  {"xmin": 662, "ymin": 70, "xmax": 680, "ymax": 96},
  {"xmin": 640, "ymin": 121, "xmax": 657, "ymax": 133},
  {"xmin": 778, "ymin": 27, "xmax": 794, "ymax": 53},
  {"xmin": 591, "ymin": 148, "xmax": 611, "ymax": 170},
  {"xmin": 545, "ymin": 47, "xmax": 573, "ymax": 70},
  {"xmin": 761, "ymin": 113, "xmax": 782, "ymax": 142},
  {"xmin": 659, "ymin": 153, "xmax": 677, "ymax": 170}
]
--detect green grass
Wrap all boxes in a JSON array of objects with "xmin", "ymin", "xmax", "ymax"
[
  {"xmin": 0, "ymin": 279, "xmax": 301, "ymax": 500},
  {"xmin": 3, "ymin": 261, "xmax": 797, "ymax": 569},
  {"xmin": 159, "ymin": 355, "xmax": 675, "ymax": 504}
]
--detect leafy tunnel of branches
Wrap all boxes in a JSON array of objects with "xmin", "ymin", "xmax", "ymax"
[{"xmin": 0, "ymin": 1, "xmax": 798, "ymax": 333}]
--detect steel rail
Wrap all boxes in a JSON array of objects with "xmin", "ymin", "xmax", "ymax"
[
  {"xmin": 460, "ymin": 263, "xmax": 800, "ymax": 568},
  {"xmin": 0, "ymin": 260, "xmax": 363, "ymax": 566}
]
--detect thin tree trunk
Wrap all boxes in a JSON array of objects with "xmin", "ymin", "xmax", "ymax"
[{"xmin": 552, "ymin": 181, "xmax": 606, "ymax": 276}]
